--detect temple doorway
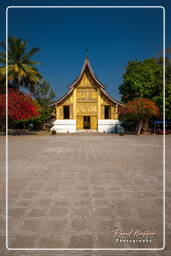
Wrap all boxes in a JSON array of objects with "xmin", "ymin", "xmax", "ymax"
[{"xmin": 83, "ymin": 116, "xmax": 90, "ymax": 129}]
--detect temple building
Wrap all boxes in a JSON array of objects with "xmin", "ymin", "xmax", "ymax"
[{"xmin": 50, "ymin": 57, "xmax": 123, "ymax": 133}]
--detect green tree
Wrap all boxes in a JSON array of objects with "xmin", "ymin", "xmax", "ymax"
[
  {"xmin": 33, "ymin": 80, "xmax": 56, "ymax": 126},
  {"xmin": 0, "ymin": 37, "xmax": 42, "ymax": 93},
  {"xmin": 119, "ymin": 58, "xmax": 171, "ymax": 119}
]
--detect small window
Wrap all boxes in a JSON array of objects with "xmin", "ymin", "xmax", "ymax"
[
  {"xmin": 104, "ymin": 106, "xmax": 111, "ymax": 119},
  {"xmin": 63, "ymin": 106, "xmax": 70, "ymax": 119}
]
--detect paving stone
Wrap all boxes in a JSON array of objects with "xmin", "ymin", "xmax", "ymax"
[
  {"xmin": 71, "ymin": 207, "xmax": 91, "ymax": 217},
  {"xmin": 17, "ymin": 218, "xmax": 44, "ymax": 233},
  {"xmin": 37, "ymin": 234, "xmax": 65, "ymax": 248},
  {"xmin": 93, "ymin": 207, "xmax": 115, "ymax": 219},
  {"xmin": 92, "ymin": 191, "xmax": 107, "ymax": 198},
  {"xmin": 8, "ymin": 208, "xmax": 27, "ymax": 217},
  {"xmin": 71, "ymin": 218, "xmax": 93, "ymax": 232},
  {"xmin": 136, "ymin": 205, "xmax": 161, "ymax": 217},
  {"xmin": 114, "ymin": 206, "xmax": 139, "ymax": 218},
  {"xmin": 8, "ymin": 233, "xmax": 38, "ymax": 248},
  {"xmin": 16, "ymin": 199, "xmax": 32, "ymax": 207},
  {"xmin": 68, "ymin": 234, "xmax": 93, "ymax": 248},
  {"xmin": 8, "ymin": 217, "xmax": 21, "ymax": 233},
  {"xmin": 94, "ymin": 219, "xmax": 118, "ymax": 232},
  {"xmin": 42, "ymin": 218, "xmax": 70, "ymax": 233},
  {"xmin": 32, "ymin": 199, "xmax": 51, "ymax": 208},
  {"xmin": 73, "ymin": 199, "xmax": 91, "ymax": 207},
  {"xmin": 93, "ymin": 198, "xmax": 110, "ymax": 207},
  {"xmin": 48, "ymin": 207, "xmax": 69, "ymax": 217},
  {"xmin": 26, "ymin": 208, "xmax": 47, "ymax": 217},
  {"xmin": 1, "ymin": 134, "xmax": 169, "ymax": 252},
  {"xmin": 95, "ymin": 232, "xmax": 117, "ymax": 248}
]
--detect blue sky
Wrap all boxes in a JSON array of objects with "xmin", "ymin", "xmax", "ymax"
[{"xmin": 1, "ymin": 0, "xmax": 171, "ymax": 100}]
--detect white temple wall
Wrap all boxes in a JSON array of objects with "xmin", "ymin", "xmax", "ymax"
[
  {"xmin": 51, "ymin": 120, "xmax": 76, "ymax": 133},
  {"xmin": 51, "ymin": 119, "xmax": 122, "ymax": 133},
  {"xmin": 98, "ymin": 119, "xmax": 121, "ymax": 133}
]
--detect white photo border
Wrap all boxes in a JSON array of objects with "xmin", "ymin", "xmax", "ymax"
[{"xmin": 5, "ymin": 5, "xmax": 166, "ymax": 251}]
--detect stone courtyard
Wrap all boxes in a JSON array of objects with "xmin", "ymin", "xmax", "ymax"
[{"xmin": 0, "ymin": 133, "xmax": 171, "ymax": 256}]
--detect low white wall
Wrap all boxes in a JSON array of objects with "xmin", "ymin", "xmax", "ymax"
[
  {"xmin": 51, "ymin": 120, "xmax": 76, "ymax": 133},
  {"xmin": 51, "ymin": 119, "xmax": 122, "ymax": 133},
  {"xmin": 98, "ymin": 119, "xmax": 120, "ymax": 133}
]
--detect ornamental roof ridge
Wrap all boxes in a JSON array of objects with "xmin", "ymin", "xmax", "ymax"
[
  {"xmin": 49, "ymin": 57, "xmax": 123, "ymax": 106},
  {"xmin": 67, "ymin": 56, "xmax": 106, "ymax": 90}
]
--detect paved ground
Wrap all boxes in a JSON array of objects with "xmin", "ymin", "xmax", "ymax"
[{"xmin": 0, "ymin": 133, "xmax": 171, "ymax": 256}]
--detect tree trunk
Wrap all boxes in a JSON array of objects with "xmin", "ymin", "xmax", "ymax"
[
  {"xmin": 135, "ymin": 120, "xmax": 143, "ymax": 135},
  {"xmin": 0, "ymin": 119, "xmax": 6, "ymax": 132},
  {"xmin": 142, "ymin": 118, "xmax": 149, "ymax": 133}
]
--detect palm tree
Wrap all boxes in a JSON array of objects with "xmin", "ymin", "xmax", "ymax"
[{"xmin": 0, "ymin": 37, "xmax": 42, "ymax": 93}]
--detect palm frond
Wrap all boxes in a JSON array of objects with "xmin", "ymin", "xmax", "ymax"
[
  {"xmin": 23, "ymin": 47, "xmax": 40, "ymax": 61},
  {"xmin": 0, "ymin": 37, "xmax": 42, "ymax": 92}
]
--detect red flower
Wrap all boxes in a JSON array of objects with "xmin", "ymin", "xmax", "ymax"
[{"xmin": 0, "ymin": 89, "xmax": 40, "ymax": 121}]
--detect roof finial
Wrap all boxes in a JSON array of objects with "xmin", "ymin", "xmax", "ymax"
[{"xmin": 85, "ymin": 48, "xmax": 88, "ymax": 58}]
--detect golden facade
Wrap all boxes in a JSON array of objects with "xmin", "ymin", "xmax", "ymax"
[{"xmin": 51, "ymin": 57, "xmax": 122, "ymax": 131}]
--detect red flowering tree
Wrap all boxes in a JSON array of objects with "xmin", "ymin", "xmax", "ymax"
[
  {"xmin": 0, "ymin": 89, "xmax": 40, "ymax": 125},
  {"xmin": 119, "ymin": 98, "xmax": 160, "ymax": 134}
]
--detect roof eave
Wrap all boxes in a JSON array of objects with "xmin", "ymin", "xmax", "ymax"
[
  {"xmin": 48, "ymin": 88, "xmax": 74, "ymax": 106},
  {"xmin": 100, "ymin": 88, "xmax": 123, "ymax": 106}
]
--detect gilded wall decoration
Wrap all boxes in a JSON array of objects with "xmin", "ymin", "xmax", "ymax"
[
  {"xmin": 76, "ymin": 88, "xmax": 97, "ymax": 102},
  {"xmin": 76, "ymin": 103, "xmax": 98, "ymax": 115}
]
